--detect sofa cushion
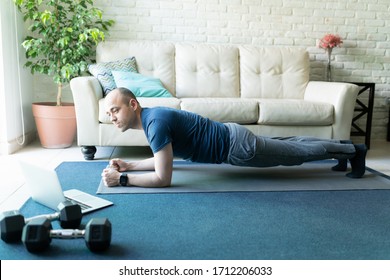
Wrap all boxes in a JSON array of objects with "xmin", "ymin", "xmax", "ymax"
[
  {"xmin": 98, "ymin": 97, "xmax": 181, "ymax": 124},
  {"xmin": 175, "ymin": 43, "xmax": 240, "ymax": 98},
  {"xmin": 112, "ymin": 71, "xmax": 173, "ymax": 98},
  {"xmin": 180, "ymin": 98, "xmax": 258, "ymax": 124},
  {"xmin": 137, "ymin": 97, "xmax": 181, "ymax": 109},
  {"xmin": 240, "ymin": 46, "xmax": 310, "ymax": 99},
  {"xmin": 258, "ymin": 100, "xmax": 334, "ymax": 125},
  {"xmin": 97, "ymin": 40, "xmax": 176, "ymax": 96},
  {"xmin": 88, "ymin": 57, "xmax": 138, "ymax": 96}
]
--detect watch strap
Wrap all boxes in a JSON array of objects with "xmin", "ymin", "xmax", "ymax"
[{"xmin": 120, "ymin": 173, "xmax": 128, "ymax": 186}]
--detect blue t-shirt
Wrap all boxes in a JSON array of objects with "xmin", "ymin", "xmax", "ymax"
[{"xmin": 141, "ymin": 107, "xmax": 230, "ymax": 164}]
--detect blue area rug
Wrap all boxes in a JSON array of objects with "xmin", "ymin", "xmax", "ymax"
[{"xmin": 1, "ymin": 160, "xmax": 390, "ymax": 260}]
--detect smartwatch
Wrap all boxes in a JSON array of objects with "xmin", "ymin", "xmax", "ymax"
[{"xmin": 119, "ymin": 173, "xmax": 128, "ymax": 186}]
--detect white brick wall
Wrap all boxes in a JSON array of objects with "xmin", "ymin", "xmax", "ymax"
[{"xmin": 36, "ymin": 0, "xmax": 390, "ymax": 140}]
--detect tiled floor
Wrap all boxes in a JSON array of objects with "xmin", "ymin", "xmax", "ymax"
[{"xmin": 0, "ymin": 139, "xmax": 389, "ymax": 212}]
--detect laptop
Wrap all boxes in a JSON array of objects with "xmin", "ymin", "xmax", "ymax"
[{"xmin": 19, "ymin": 161, "xmax": 113, "ymax": 214}]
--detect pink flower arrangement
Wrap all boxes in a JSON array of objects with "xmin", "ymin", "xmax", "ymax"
[
  {"xmin": 318, "ymin": 34, "xmax": 343, "ymax": 50},
  {"xmin": 318, "ymin": 34, "xmax": 342, "ymax": 82}
]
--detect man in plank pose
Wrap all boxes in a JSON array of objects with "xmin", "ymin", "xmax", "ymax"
[{"xmin": 101, "ymin": 87, "xmax": 366, "ymax": 188}]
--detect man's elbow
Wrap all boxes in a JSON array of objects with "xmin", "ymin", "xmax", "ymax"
[
  {"xmin": 154, "ymin": 176, "xmax": 172, "ymax": 188},
  {"xmin": 160, "ymin": 178, "xmax": 172, "ymax": 187}
]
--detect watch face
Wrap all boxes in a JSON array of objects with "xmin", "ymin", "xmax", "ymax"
[{"xmin": 120, "ymin": 174, "xmax": 128, "ymax": 186}]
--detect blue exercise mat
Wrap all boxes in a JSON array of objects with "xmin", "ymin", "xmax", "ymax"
[{"xmin": 96, "ymin": 160, "xmax": 390, "ymax": 193}]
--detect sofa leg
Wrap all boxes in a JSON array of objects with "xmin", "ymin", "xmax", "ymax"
[{"xmin": 81, "ymin": 146, "xmax": 97, "ymax": 160}]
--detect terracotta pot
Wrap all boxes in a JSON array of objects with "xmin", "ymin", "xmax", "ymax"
[{"xmin": 32, "ymin": 102, "xmax": 77, "ymax": 148}]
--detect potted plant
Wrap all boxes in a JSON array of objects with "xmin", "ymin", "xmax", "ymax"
[{"xmin": 13, "ymin": 0, "xmax": 114, "ymax": 148}]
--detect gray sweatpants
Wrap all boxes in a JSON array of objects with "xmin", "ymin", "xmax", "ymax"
[{"xmin": 224, "ymin": 123, "xmax": 356, "ymax": 167}]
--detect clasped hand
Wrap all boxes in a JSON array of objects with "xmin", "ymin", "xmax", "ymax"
[{"xmin": 101, "ymin": 158, "xmax": 128, "ymax": 187}]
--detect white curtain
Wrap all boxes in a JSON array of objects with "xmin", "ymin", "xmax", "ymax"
[{"xmin": 0, "ymin": 0, "xmax": 33, "ymax": 155}]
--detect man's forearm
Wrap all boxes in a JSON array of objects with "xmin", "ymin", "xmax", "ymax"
[
  {"xmin": 125, "ymin": 172, "xmax": 171, "ymax": 188},
  {"xmin": 123, "ymin": 144, "xmax": 173, "ymax": 187},
  {"xmin": 127, "ymin": 157, "xmax": 155, "ymax": 171}
]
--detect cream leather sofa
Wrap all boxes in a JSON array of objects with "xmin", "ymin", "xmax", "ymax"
[{"xmin": 70, "ymin": 40, "xmax": 359, "ymax": 160}]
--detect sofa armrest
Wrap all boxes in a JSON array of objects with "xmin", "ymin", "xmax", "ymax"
[
  {"xmin": 70, "ymin": 76, "xmax": 103, "ymax": 146},
  {"xmin": 304, "ymin": 81, "xmax": 359, "ymax": 140}
]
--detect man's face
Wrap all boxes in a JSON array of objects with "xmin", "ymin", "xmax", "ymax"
[{"xmin": 105, "ymin": 90, "xmax": 134, "ymax": 132}]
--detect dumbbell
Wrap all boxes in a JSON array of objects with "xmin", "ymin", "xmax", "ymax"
[
  {"xmin": 22, "ymin": 217, "xmax": 111, "ymax": 253},
  {"xmin": 0, "ymin": 201, "xmax": 82, "ymax": 243}
]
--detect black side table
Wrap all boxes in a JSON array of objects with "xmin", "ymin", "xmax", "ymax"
[{"xmin": 349, "ymin": 82, "xmax": 375, "ymax": 149}]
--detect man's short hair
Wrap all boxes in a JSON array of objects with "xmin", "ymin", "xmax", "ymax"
[{"xmin": 116, "ymin": 87, "xmax": 138, "ymax": 105}]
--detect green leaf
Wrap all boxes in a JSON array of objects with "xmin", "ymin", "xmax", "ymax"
[
  {"xmin": 78, "ymin": 33, "xmax": 87, "ymax": 42},
  {"xmin": 40, "ymin": 10, "xmax": 51, "ymax": 25},
  {"xmin": 13, "ymin": 0, "xmax": 24, "ymax": 6},
  {"xmin": 58, "ymin": 37, "xmax": 69, "ymax": 48},
  {"xmin": 94, "ymin": 8, "xmax": 103, "ymax": 19}
]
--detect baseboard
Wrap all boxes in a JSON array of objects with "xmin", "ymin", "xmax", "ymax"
[{"xmin": 0, "ymin": 130, "xmax": 37, "ymax": 155}]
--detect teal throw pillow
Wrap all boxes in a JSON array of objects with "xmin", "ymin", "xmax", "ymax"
[
  {"xmin": 88, "ymin": 57, "xmax": 138, "ymax": 96},
  {"xmin": 112, "ymin": 71, "xmax": 173, "ymax": 98}
]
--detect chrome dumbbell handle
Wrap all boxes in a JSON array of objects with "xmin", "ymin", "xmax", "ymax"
[
  {"xmin": 49, "ymin": 229, "xmax": 86, "ymax": 239},
  {"xmin": 25, "ymin": 212, "xmax": 60, "ymax": 223}
]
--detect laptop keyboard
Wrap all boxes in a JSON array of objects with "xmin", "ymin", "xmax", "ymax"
[{"xmin": 65, "ymin": 197, "xmax": 92, "ymax": 211}]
